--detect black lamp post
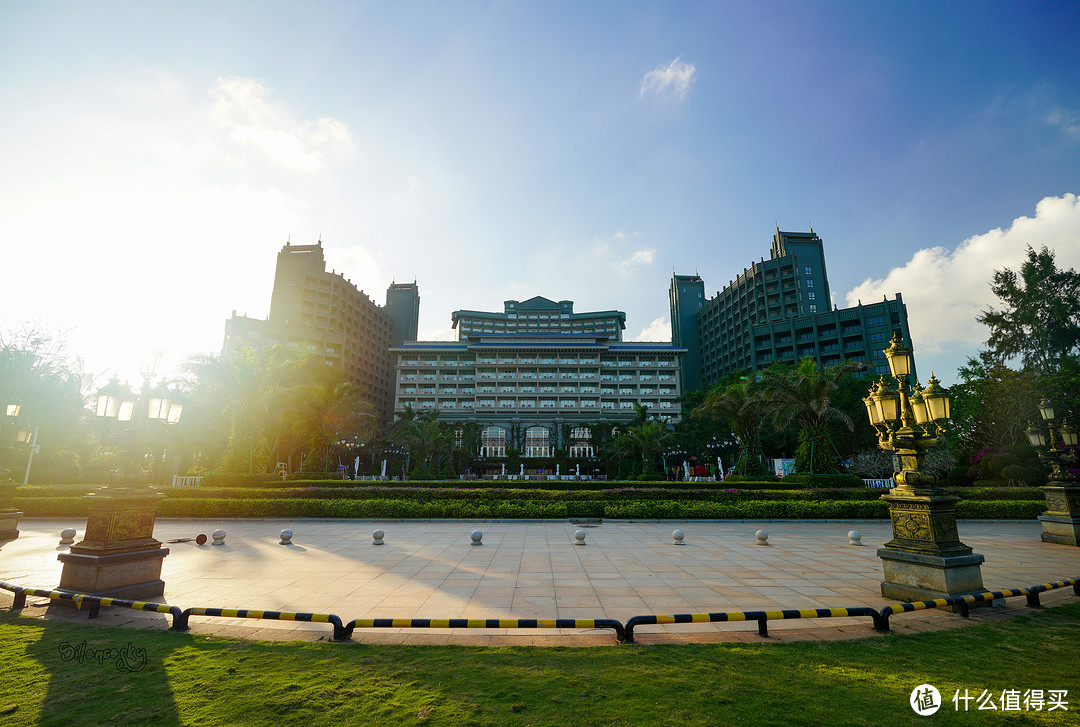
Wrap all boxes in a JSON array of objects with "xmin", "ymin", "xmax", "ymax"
[
  {"xmin": 57, "ymin": 375, "xmax": 185, "ymax": 601},
  {"xmin": 864, "ymin": 333, "xmax": 985, "ymax": 603},
  {"xmin": 0, "ymin": 402, "xmax": 25, "ymax": 539},
  {"xmin": 1027, "ymin": 400, "xmax": 1079, "ymax": 545},
  {"xmin": 95, "ymin": 377, "xmax": 183, "ymax": 485}
]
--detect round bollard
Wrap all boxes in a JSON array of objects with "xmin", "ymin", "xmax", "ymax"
[
  {"xmin": 755, "ymin": 529, "xmax": 769, "ymax": 546},
  {"xmin": 279, "ymin": 529, "xmax": 293, "ymax": 545},
  {"xmin": 372, "ymin": 529, "xmax": 385, "ymax": 545},
  {"xmin": 59, "ymin": 528, "xmax": 77, "ymax": 545},
  {"xmin": 848, "ymin": 530, "xmax": 863, "ymax": 546},
  {"xmin": 574, "ymin": 529, "xmax": 587, "ymax": 546},
  {"xmin": 212, "ymin": 529, "xmax": 226, "ymax": 546},
  {"xmin": 672, "ymin": 529, "xmax": 685, "ymax": 545},
  {"xmin": 470, "ymin": 530, "xmax": 483, "ymax": 546}
]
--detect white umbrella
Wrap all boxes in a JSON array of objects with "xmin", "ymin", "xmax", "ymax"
[
  {"xmin": 354, "ymin": 456, "xmax": 360, "ymax": 479},
  {"xmin": 381, "ymin": 459, "xmax": 387, "ymax": 478}
]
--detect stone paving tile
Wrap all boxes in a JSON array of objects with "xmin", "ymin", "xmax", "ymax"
[{"xmin": 2, "ymin": 518, "xmax": 1079, "ymax": 645}]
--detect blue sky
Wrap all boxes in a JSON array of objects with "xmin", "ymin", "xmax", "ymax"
[{"xmin": 1, "ymin": 1, "xmax": 1077, "ymax": 387}]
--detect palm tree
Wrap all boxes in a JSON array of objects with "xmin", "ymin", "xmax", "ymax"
[
  {"xmin": 294, "ymin": 379, "xmax": 375, "ymax": 473},
  {"xmin": 181, "ymin": 346, "xmax": 303, "ymax": 474},
  {"xmin": 760, "ymin": 357, "xmax": 865, "ymax": 474},
  {"xmin": 692, "ymin": 378, "xmax": 768, "ymax": 476},
  {"xmin": 613, "ymin": 420, "xmax": 672, "ymax": 476},
  {"xmin": 388, "ymin": 408, "xmax": 451, "ymax": 477}
]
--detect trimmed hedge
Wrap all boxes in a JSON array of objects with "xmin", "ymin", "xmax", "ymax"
[
  {"xmin": 15, "ymin": 495, "xmax": 1047, "ymax": 520},
  {"xmin": 777, "ymin": 473, "xmax": 866, "ymax": 488}
]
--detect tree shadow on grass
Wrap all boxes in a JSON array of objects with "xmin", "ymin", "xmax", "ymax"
[{"xmin": 20, "ymin": 617, "xmax": 181, "ymax": 727}]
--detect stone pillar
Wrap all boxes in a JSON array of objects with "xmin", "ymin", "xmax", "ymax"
[
  {"xmin": 0, "ymin": 481, "xmax": 21, "ymax": 540},
  {"xmin": 57, "ymin": 487, "xmax": 169, "ymax": 599},
  {"xmin": 1039, "ymin": 485, "xmax": 1080, "ymax": 546},
  {"xmin": 878, "ymin": 484, "xmax": 985, "ymax": 602}
]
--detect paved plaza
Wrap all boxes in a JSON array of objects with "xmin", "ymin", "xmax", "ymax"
[{"xmin": 2, "ymin": 517, "xmax": 1078, "ymax": 645}]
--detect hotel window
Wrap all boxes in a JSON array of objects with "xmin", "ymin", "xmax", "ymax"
[
  {"xmin": 805, "ymin": 266, "xmax": 813, "ymax": 275},
  {"xmin": 570, "ymin": 427, "xmax": 593, "ymax": 458},
  {"xmin": 525, "ymin": 426, "xmax": 550, "ymax": 457},
  {"xmin": 480, "ymin": 426, "xmax": 507, "ymax": 457},
  {"xmin": 806, "ymin": 279, "xmax": 814, "ymax": 288}
]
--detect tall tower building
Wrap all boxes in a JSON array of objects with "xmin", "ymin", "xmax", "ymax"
[
  {"xmin": 669, "ymin": 274, "xmax": 705, "ymax": 393},
  {"xmin": 385, "ymin": 282, "xmax": 420, "ymax": 347},
  {"xmin": 223, "ymin": 240, "xmax": 415, "ymax": 428}
]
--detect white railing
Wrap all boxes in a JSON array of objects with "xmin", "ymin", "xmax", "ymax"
[
  {"xmin": 863, "ymin": 478, "xmax": 895, "ymax": 488},
  {"xmin": 171, "ymin": 476, "xmax": 203, "ymax": 487}
]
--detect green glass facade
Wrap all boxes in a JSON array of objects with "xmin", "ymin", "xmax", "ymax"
[{"xmin": 671, "ymin": 228, "xmax": 912, "ymax": 390}]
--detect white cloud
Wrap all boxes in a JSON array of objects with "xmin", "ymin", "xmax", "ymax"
[
  {"xmin": 639, "ymin": 56, "xmax": 696, "ymax": 101},
  {"xmin": 592, "ymin": 231, "xmax": 656, "ymax": 276},
  {"xmin": 210, "ymin": 77, "xmax": 356, "ymax": 171},
  {"xmin": 845, "ymin": 194, "xmax": 1080, "ymax": 377},
  {"xmin": 1048, "ymin": 107, "xmax": 1080, "ymax": 139},
  {"xmin": 631, "ymin": 316, "xmax": 671, "ymax": 343}
]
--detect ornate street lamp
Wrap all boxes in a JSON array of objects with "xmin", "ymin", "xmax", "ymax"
[
  {"xmin": 1027, "ymin": 400, "xmax": 1079, "ymax": 546},
  {"xmin": 61, "ymin": 376, "xmax": 186, "ymax": 601},
  {"xmin": 863, "ymin": 333, "xmax": 985, "ymax": 603}
]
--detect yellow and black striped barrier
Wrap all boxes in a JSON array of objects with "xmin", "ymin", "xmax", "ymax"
[
  {"xmin": 175, "ymin": 607, "xmax": 348, "ymax": 641},
  {"xmin": 1, "ymin": 580, "xmax": 183, "ymax": 627},
  {"xmin": 878, "ymin": 578, "xmax": 1080, "ymax": 631},
  {"xmin": 4, "ymin": 576, "xmax": 1078, "ymax": 644},
  {"xmin": 623, "ymin": 607, "xmax": 883, "ymax": 643},
  {"xmin": 343, "ymin": 617, "xmax": 626, "ymax": 641},
  {"xmin": 1022, "ymin": 578, "xmax": 1080, "ymax": 608}
]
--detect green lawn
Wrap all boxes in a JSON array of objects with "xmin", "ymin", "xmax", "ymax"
[{"xmin": 1, "ymin": 603, "xmax": 1077, "ymax": 726}]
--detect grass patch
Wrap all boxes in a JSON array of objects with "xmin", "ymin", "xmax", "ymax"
[{"xmin": 0, "ymin": 603, "xmax": 1077, "ymax": 726}]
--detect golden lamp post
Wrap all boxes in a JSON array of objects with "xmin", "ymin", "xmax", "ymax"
[
  {"xmin": 864, "ymin": 333, "xmax": 985, "ymax": 602},
  {"xmin": 1026, "ymin": 400, "xmax": 1079, "ymax": 546}
]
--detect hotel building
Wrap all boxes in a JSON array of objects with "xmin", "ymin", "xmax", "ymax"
[
  {"xmin": 391, "ymin": 297, "xmax": 685, "ymax": 465},
  {"xmin": 671, "ymin": 228, "xmax": 912, "ymax": 391},
  {"xmin": 222, "ymin": 241, "xmax": 419, "ymax": 427}
]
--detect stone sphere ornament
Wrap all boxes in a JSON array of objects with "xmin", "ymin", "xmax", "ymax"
[
  {"xmin": 211, "ymin": 529, "xmax": 226, "ymax": 546},
  {"xmin": 279, "ymin": 529, "xmax": 293, "ymax": 545},
  {"xmin": 574, "ymin": 529, "xmax": 587, "ymax": 546},
  {"xmin": 59, "ymin": 528, "xmax": 77, "ymax": 545},
  {"xmin": 372, "ymin": 529, "xmax": 385, "ymax": 545},
  {"xmin": 672, "ymin": 529, "xmax": 686, "ymax": 545},
  {"xmin": 470, "ymin": 529, "xmax": 483, "ymax": 546},
  {"xmin": 848, "ymin": 530, "xmax": 863, "ymax": 546},
  {"xmin": 755, "ymin": 529, "xmax": 770, "ymax": 546}
]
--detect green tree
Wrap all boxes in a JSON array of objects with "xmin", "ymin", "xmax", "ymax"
[
  {"xmin": 294, "ymin": 377, "xmax": 375, "ymax": 473},
  {"xmin": 613, "ymin": 420, "xmax": 673, "ymax": 476},
  {"xmin": 181, "ymin": 346, "xmax": 306, "ymax": 474},
  {"xmin": 692, "ymin": 378, "xmax": 769, "ymax": 476},
  {"xmin": 949, "ymin": 357, "xmax": 1043, "ymax": 452},
  {"xmin": 0, "ymin": 328, "xmax": 90, "ymax": 483},
  {"xmin": 760, "ymin": 357, "xmax": 865, "ymax": 474},
  {"xmin": 389, "ymin": 409, "xmax": 451, "ymax": 477},
  {"xmin": 978, "ymin": 246, "xmax": 1080, "ymax": 375}
]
